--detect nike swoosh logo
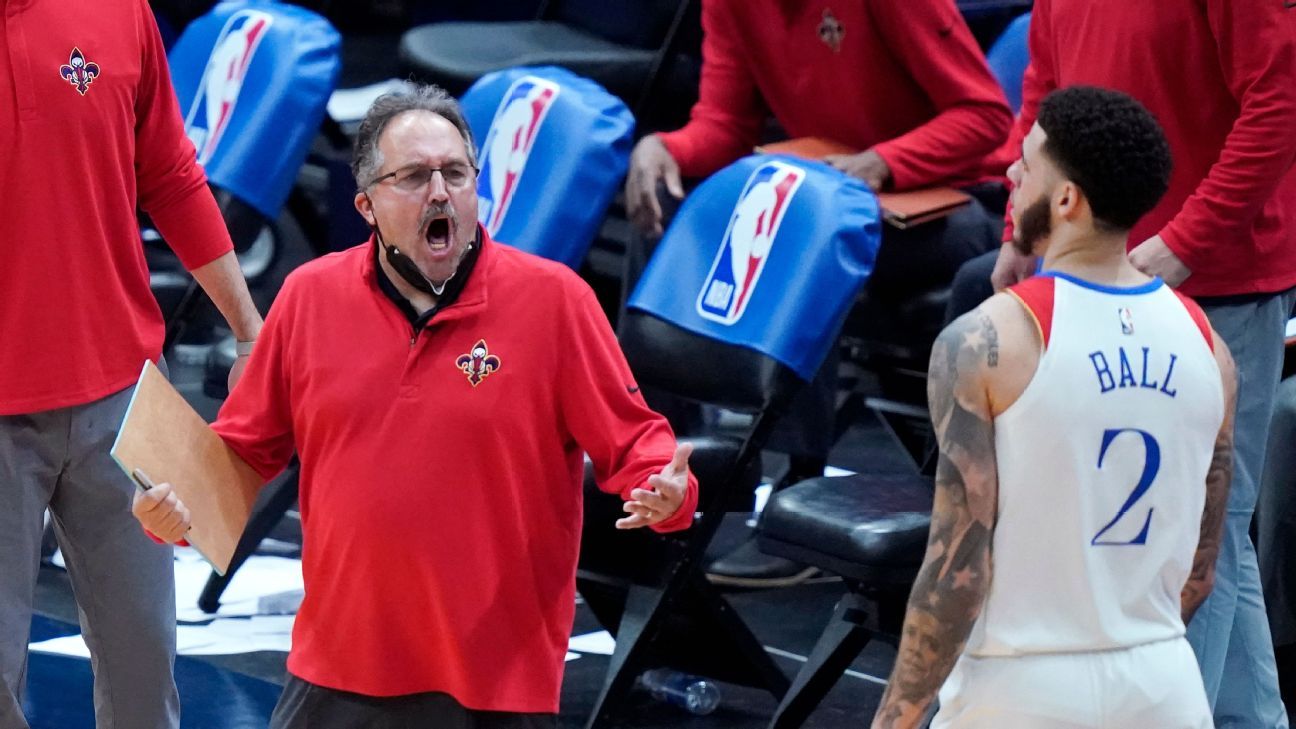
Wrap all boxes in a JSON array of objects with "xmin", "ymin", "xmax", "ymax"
[{"xmin": 627, "ymin": 385, "xmax": 640, "ymax": 394}]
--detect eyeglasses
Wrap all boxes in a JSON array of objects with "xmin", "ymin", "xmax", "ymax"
[{"xmin": 368, "ymin": 163, "xmax": 477, "ymax": 193}]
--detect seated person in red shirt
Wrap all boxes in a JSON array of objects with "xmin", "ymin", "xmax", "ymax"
[
  {"xmin": 133, "ymin": 85, "xmax": 699, "ymax": 729},
  {"xmin": 625, "ymin": 0, "xmax": 1013, "ymax": 585}
]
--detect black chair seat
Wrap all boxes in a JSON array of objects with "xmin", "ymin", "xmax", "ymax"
[
  {"xmin": 400, "ymin": 22, "xmax": 656, "ymax": 101},
  {"xmin": 758, "ymin": 474, "xmax": 932, "ymax": 584},
  {"xmin": 680, "ymin": 434, "xmax": 757, "ymax": 513}
]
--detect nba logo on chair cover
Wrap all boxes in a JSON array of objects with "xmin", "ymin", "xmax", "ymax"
[
  {"xmin": 477, "ymin": 76, "xmax": 561, "ymax": 236},
  {"xmin": 696, "ymin": 161, "xmax": 806, "ymax": 325},
  {"xmin": 183, "ymin": 9, "xmax": 274, "ymax": 165}
]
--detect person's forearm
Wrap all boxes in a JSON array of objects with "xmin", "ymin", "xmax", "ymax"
[
  {"xmin": 1182, "ymin": 572, "xmax": 1215, "ymax": 625},
  {"xmin": 872, "ymin": 529, "xmax": 991, "ymax": 728},
  {"xmin": 190, "ymin": 251, "xmax": 263, "ymax": 342},
  {"xmin": 874, "ymin": 315, "xmax": 999, "ymax": 728},
  {"xmin": 1183, "ymin": 414, "xmax": 1234, "ymax": 624}
]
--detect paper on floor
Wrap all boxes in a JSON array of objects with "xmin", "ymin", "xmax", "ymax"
[
  {"xmin": 568, "ymin": 630, "xmax": 615, "ymax": 656},
  {"xmin": 31, "ymin": 614, "xmax": 294, "ymax": 658},
  {"xmin": 173, "ymin": 547, "xmax": 303, "ymax": 622}
]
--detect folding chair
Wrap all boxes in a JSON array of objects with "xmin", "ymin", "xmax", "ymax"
[
  {"xmin": 756, "ymin": 465, "xmax": 934, "ymax": 729},
  {"xmin": 577, "ymin": 153, "xmax": 881, "ymax": 727},
  {"xmin": 398, "ymin": 0, "xmax": 697, "ymax": 121},
  {"xmin": 460, "ymin": 66, "xmax": 634, "ymax": 269},
  {"xmin": 150, "ymin": 0, "xmax": 341, "ymax": 351}
]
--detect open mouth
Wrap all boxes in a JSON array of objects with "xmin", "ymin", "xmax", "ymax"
[{"xmin": 425, "ymin": 216, "xmax": 452, "ymax": 252}]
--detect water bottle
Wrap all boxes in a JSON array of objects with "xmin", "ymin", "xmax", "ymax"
[{"xmin": 639, "ymin": 668, "xmax": 721, "ymax": 716}]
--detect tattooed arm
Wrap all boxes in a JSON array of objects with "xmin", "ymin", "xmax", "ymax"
[
  {"xmin": 1182, "ymin": 334, "xmax": 1237, "ymax": 624},
  {"xmin": 871, "ymin": 309, "xmax": 1003, "ymax": 729}
]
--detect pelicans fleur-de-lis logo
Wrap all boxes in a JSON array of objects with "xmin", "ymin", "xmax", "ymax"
[
  {"xmin": 455, "ymin": 339, "xmax": 501, "ymax": 387},
  {"xmin": 818, "ymin": 9, "xmax": 844, "ymax": 53},
  {"xmin": 59, "ymin": 48, "xmax": 101, "ymax": 96}
]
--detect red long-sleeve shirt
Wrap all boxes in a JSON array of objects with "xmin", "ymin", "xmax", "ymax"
[
  {"xmin": 212, "ymin": 234, "xmax": 697, "ymax": 712},
  {"xmin": 658, "ymin": 0, "xmax": 1013, "ymax": 190},
  {"xmin": 1000, "ymin": 0, "xmax": 1296, "ymax": 298},
  {"xmin": 0, "ymin": 0, "xmax": 233, "ymax": 414}
]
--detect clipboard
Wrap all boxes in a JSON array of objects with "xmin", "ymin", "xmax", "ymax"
[
  {"xmin": 110, "ymin": 361, "xmax": 261, "ymax": 574},
  {"xmin": 756, "ymin": 137, "xmax": 972, "ymax": 228}
]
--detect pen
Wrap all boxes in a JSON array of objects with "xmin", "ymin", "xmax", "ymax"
[{"xmin": 132, "ymin": 468, "xmax": 156, "ymax": 491}]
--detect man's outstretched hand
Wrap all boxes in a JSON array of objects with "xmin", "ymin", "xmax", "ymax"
[{"xmin": 616, "ymin": 442, "xmax": 693, "ymax": 529}]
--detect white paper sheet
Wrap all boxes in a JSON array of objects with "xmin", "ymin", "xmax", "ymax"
[
  {"xmin": 27, "ymin": 635, "xmax": 90, "ymax": 659},
  {"xmin": 31, "ymin": 614, "xmax": 295, "ymax": 658},
  {"xmin": 568, "ymin": 630, "xmax": 616, "ymax": 656}
]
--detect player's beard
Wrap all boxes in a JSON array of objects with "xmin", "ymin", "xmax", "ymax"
[{"xmin": 1012, "ymin": 193, "xmax": 1052, "ymax": 257}]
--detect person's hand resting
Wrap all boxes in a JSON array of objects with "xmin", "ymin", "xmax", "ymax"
[
  {"xmin": 824, "ymin": 149, "xmax": 891, "ymax": 191},
  {"xmin": 625, "ymin": 135, "xmax": 685, "ymax": 239},
  {"xmin": 616, "ymin": 442, "xmax": 693, "ymax": 529},
  {"xmin": 1129, "ymin": 234, "xmax": 1191, "ymax": 288},
  {"xmin": 132, "ymin": 481, "xmax": 192, "ymax": 544}
]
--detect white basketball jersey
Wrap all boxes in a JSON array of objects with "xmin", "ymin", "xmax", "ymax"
[{"xmin": 964, "ymin": 272, "xmax": 1223, "ymax": 657}]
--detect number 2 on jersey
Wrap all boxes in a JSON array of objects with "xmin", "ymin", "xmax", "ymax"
[{"xmin": 1091, "ymin": 428, "xmax": 1161, "ymax": 546}]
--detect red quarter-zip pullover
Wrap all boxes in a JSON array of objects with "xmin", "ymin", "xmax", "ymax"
[{"xmin": 212, "ymin": 234, "xmax": 697, "ymax": 712}]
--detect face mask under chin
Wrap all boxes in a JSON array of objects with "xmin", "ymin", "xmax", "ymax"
[{"xmin": 368, "ymin": 201, "xmax": 462, "ymax": 296}]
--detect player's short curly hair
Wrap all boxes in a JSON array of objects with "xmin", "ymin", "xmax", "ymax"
[{"xmin": 1037, "ymin": 86, "xmax": 1172, "ymax": 232}]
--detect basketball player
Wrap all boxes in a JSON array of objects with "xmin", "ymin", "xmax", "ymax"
[{"xmin": 871, "ymin": 85, "xmax": 1236, "ymax": 728}]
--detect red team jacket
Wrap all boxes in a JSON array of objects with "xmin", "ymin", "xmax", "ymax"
[
  {"xmin": 0, "ymin": 0, "xmax": 233, "ymax": 414},
  {"xmin": 212, "ymin": 234, "xmax": 697, "ymax": 712},
  {"xmin": 658, "ymin": 0, "xmax": 1013, "ymax": 190},
  {"xmin": 1000, "ymin": 0, "xmax": 1296, "ymax": 298}
]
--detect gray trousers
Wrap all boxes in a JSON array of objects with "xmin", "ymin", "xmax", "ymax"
[
  {"xmin": 0, "ymin": 382, "xmax": 178, "ymax": 729},
  {"xmin": 1186, "ymin": 290, "xmax": 1296, "ymax": 728}
]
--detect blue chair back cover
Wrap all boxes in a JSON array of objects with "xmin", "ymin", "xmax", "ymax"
[
  {"xmin": 629, "ymin": 155, "xmax": 881, "ymax": 381},
  {"xmin": 986, "ymin": 12, "xmax": 1031, "ymax": 114},
  {"xmin": 462, "ymin": 66, "xmax": 635, "ymax": 269},
  {"xmin": 170, "ymin": 1, "xmax": 341, "ymax": 219}
]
